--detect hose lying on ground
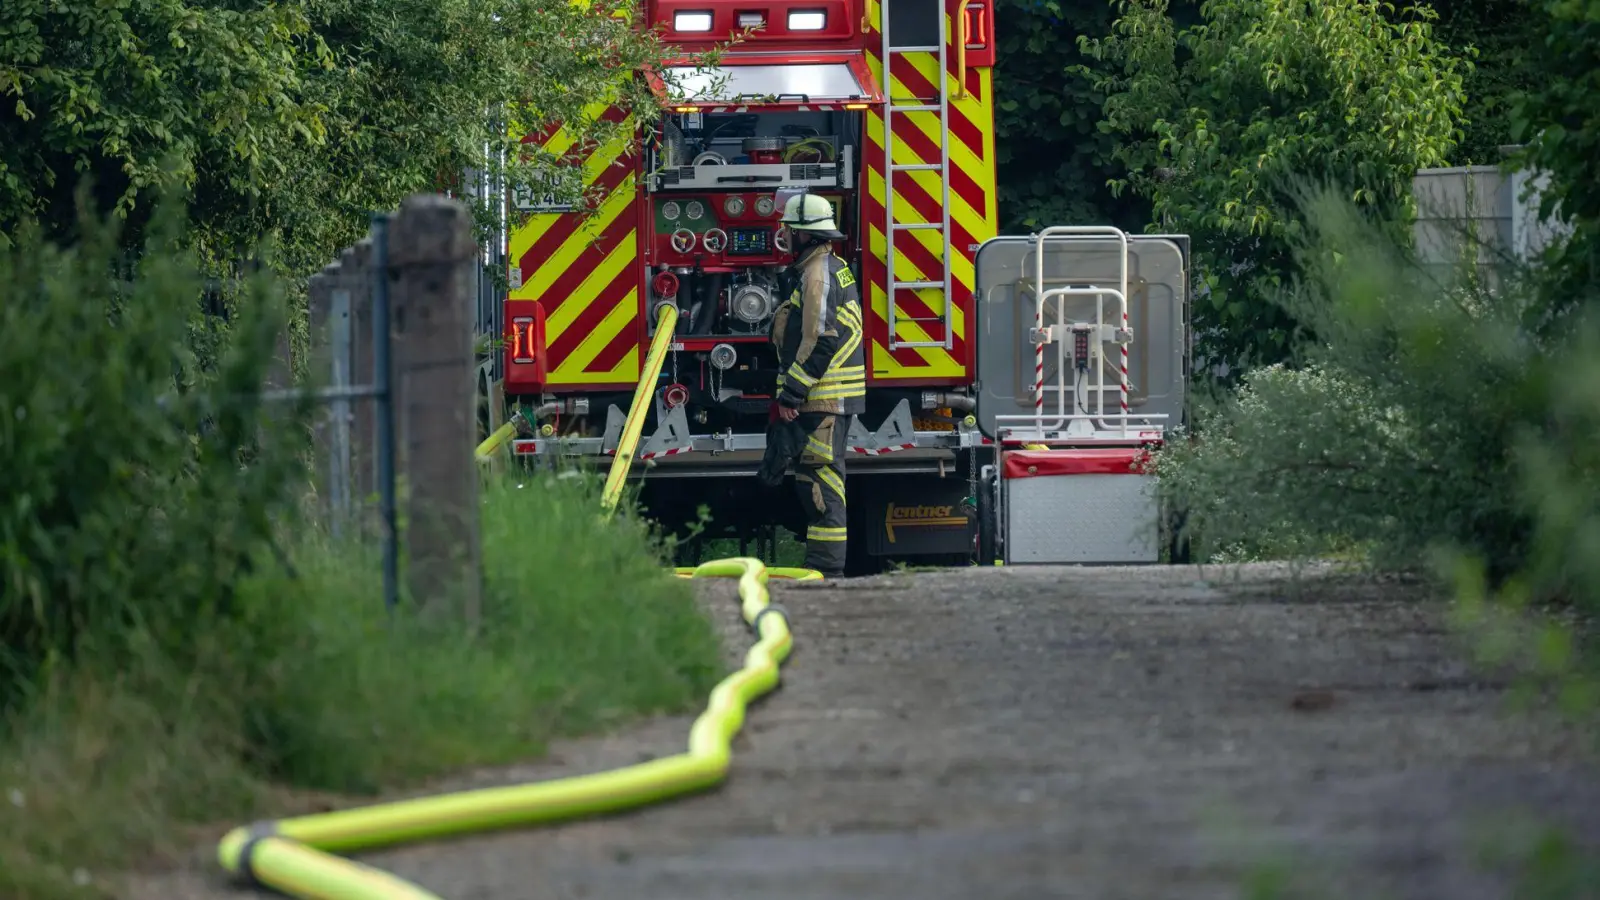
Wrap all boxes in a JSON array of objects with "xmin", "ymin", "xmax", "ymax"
[{"xmin": 216, "ymin": 556, "xmax": 805, "ymax": 900}]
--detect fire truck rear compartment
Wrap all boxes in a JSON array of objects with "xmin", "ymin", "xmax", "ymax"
[
  {"xmin": 613, "ymin": 106, "xmax": 866, "ymax": 435},
  {"xmin": 646, "ymin": 108, "xmax": 863, "ymax": 345}
]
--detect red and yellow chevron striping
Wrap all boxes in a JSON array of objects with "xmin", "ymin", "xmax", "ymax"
[
  {"xmin": 861, "ymin": 0, "xmax": 999, "ymax": 386},
  {"xmin": 508, "ymin": 104, "xmax": 643, "ymax": 389}
]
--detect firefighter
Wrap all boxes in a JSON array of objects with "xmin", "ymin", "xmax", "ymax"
[{"xmin": 768, "ymin": 192, "xmax": 866, "ymax": 577}]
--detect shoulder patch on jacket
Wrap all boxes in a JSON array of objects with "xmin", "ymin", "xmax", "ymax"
[{"xmin": 831, "ymin": 256, "xmax": 856, "ymax": 290}]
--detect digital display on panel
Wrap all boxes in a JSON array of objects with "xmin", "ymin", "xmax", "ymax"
[{"xmin": 727, "ymin": 227, "xmax": 771, "ymax": 256}]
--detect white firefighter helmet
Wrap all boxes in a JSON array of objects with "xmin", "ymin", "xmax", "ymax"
[{"xmin": 778, "ymin": 191, "xmax": 844, "ymax": 240}]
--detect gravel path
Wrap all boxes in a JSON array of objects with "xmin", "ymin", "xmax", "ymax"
[{"xmin": 124, "ymin": 563, "xmax": 1599, "ymax": 900}]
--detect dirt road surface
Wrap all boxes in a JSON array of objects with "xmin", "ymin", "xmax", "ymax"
[{"xmin": 125, "ymin": 564, "xmax": 1599, "ymax": 900}]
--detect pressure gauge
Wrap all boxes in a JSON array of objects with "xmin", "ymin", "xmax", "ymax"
[
  {"xmin": 754, "ymin": 194, "xmax": 776, "ymax": 216},
  {"xmin": 723, "ymin": 195, "xmax": 746, "ymax": 217},
  {"xmin": 686, "ymin": 200, "xmax": 705, "ymax": 220},
  {"xmin": 661, "ymin": 201, "xmax": 681, "ymax": 220}
]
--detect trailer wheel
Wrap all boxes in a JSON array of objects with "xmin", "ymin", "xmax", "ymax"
[
  {"xmin": 843, "ymin": 499, "xmax": 886, "ymax": 577},
  {"xmin": 976, "ymin": 477, "xmax": 998, "ymax": 565}
]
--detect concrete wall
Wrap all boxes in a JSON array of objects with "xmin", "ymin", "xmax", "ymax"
[{"xmin": 1411, "ymin": 163, "xmax": 1572, "ymax": 287}]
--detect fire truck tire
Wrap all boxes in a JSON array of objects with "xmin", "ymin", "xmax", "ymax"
[{"xmin": 843, "ymin": 498, "xmax": 886, "ymax": 578}]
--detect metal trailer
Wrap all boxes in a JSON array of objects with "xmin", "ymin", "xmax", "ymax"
[{"xmin": 970, "ymin": 227, "xmax": 1191, "ymax": 566}]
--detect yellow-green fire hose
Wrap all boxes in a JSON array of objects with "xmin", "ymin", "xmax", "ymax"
[
  {"xmin": 601, "ymin": 304, "xmax": 679, "ymax": 516},
  {"xmin": 475, "ymin": 421, "xmax": 516, "ymax": 461},
  {"xmin": 674, "ymin": 566, "xmax": 822, "ymax": 581},
  {"xmin": 216, "ymin": 556, "xmax": 799, "ymax": 899}
]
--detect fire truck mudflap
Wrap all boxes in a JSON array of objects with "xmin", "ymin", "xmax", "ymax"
[{"xmin": 970, "ymin": 227, "xmax": 1192, "ymax": 565}]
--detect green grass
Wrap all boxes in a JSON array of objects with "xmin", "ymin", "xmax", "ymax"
[
  {"xmin": 0, "ymin": 470, "xmax": 726, "ymax": 899},
  {"xmin": 692, "ymin": 530, "xmax": 808, "ymax": 569}
]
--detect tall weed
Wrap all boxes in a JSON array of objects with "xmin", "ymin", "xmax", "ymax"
[
  {"xmin": 0, "ymin": 193, "xmax": 310, "ymax": 700},
  {"xmin": 235, "ymin": 472, "xmax": 723, "ymax": 792}
]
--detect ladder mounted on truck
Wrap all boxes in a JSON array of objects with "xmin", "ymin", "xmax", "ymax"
[{"xmin": 880, "ymin": 0, "xmax": 955, "ymax": 351}]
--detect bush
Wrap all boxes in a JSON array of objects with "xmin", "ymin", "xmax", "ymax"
[
  {"xmin": 1154, "ymin": 186, "xmax": 1560, "ymax": 577},
  {"xmin": 1156, "ymin": 189, "xmax": 1600, "ymax": 898},
  {"xmin": 0, "ymin": 194, "xmax": 308, "ymax": 702},
  {"xmin": 1154, "ymin": 184, "xmax": 1600, "ymax": 721},
  {"xmin": 0, "ymin": 204, "xmax": 725, "ymax": 899}
]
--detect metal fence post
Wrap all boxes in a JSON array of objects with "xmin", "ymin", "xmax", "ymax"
[
  {"xmin": 328, "ymin": 281, "xmax": 354, "ymax": 538},
  {"xmin": 372, "ymin": 215, "xmax": 400, "ymax": 614},
  {"xmin": 350, "ymin": 239, "xmax": 378, "ymax": 514},
  {"xmin": 307, "ymin": 266, "xmax": 337, "ymax": 521},
  {"xmin": 388, "ymin": 195, "xmax": 483, "ymax": 629}
]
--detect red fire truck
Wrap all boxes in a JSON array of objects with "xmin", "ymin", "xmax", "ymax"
[{"xmin": 492, "ymin": 0, "xmax": 1194, "ymax": 572}]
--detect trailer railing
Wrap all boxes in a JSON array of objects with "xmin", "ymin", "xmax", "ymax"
[{"xmin": 1003, "ymin": 225, "xmax": 1165, "ymax": 443}]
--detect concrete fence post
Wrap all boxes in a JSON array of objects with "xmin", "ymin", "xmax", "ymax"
[
  {"xmin": 387, "ymin": 194, "xmax": 483, "ymax": 628},
  {"xmin": 327, "ymin": 258, "xmax": 356, "ymax": 536}
]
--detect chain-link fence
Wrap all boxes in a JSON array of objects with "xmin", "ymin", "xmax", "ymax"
[{"xmin": 276, "ymin": 196, "xmax": 487, "ymax": 624}]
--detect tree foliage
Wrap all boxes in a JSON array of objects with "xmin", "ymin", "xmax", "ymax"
[
  {"xmin": 1422, "ymin": 0, "xmax": 1544, "ymax": 165},
  {"xmin": 1507, "ymin": 0, "xmax": 1600, "ymax": 296},
  {"xmin": 1510, "ymin": 0, "xmax": 1600, "ymax": 231},
  {"xmin": 991, "ymin": 0, "xmax": 1149, "ymax": 232},
  {"xmin": 198, "ymin": 0, "xmax": 704, "ymax": 279},
  {"xmin": 1078, "ymin": 0, "xmax": 1470, "ymax": 373},
  {"xmin": 1155, "ymin": 188, "xmax": 1549, "ymax": 575},
  {"xmin": 990, "ymin": 0, "xmax": 1218, "ymax": 233},
  {"xmin": 0, "ymin": 0, "xmax": 312, "ymax": 244},
  {"xmin": 0, "ymin": 0, "xmax": 696, "ymax": 277}
]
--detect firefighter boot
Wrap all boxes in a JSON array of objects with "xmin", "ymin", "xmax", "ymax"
[{"xmin": 794, "ymin": 413, "xmax": 851, "ymax": 576}]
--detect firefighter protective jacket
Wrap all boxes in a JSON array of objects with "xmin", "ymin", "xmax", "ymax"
[{"xmin": 771, "ymin": 242, "xmax": 866, "ymax": 415}]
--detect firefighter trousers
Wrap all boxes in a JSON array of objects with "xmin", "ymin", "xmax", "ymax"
[{"xmin": 793, "ymin": 412, "xmax": 852, "ymax": 575}]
